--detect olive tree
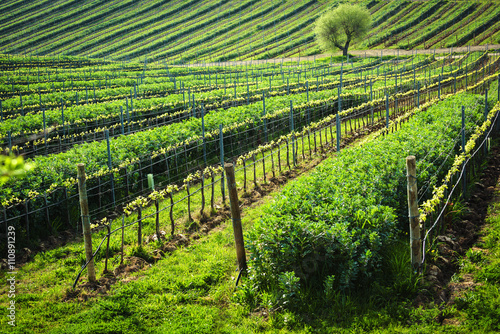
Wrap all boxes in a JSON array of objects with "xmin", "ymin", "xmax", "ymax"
[{"xmin": 314, "ymin": 4, "xmax": 371, "ymax": 56}]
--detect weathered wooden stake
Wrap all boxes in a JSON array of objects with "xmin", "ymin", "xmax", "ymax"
[
  {"xmin": 224, "ymin": 163, "xmax": 247, "ymax": 272},
  {"xmin": 121, "ymin": 215, "xmax": 125, "ymax": 265},
  {"xmin": 462, "ymin": 106, "xmax": 466, "ymax": 198},
  {"xmin": 104, "ymin": 222, "xmax": 111, "ymax": 273},
  {"xmin": 137, "ymin": 206, "xmax": 142, "ymax": 245},
  {"xmin": 210, "ymin": 171, "xmax": 215, "ymax": 214},
  {"xmin": 77, "ymin": 164, "xmax": 96, "ymax": 282},
  {"xmin": 169, "ymin": 192, "xmax": 175, "ymax": 235},
  {"xmin": 406, "ymin": 156, "xmax": 421, "ymax": 272},
  {"xmin": 186, "ymin": 181, "xmax": 193, "ymax": 222},
  {"xmin": 253, "ymin": 154, "xmax": 257, "ymax": 187},
  {"xmin": 200, "ymin": 173, "xmax": 205, "ymax": 217}
]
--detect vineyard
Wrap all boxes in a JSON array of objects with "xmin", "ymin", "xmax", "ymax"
[
  {"xmin": 0, "ymin": 47, "xmax": 498, "ymax": 332},
  {"xmin": 1, "ymin": 0, "xmax": 500, "ymax": 332},
  {"xmin": 1, "ymin": 50, "xmax": 497, "ymax": 248},
  {"xmin": 1, "ymin": 0, "xmax": 500, "ymax": 62}
]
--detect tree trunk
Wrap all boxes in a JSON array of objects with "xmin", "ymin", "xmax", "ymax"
[{"xmin": 343, "ymin": 40, "xmax": 350, "ymax": 57}]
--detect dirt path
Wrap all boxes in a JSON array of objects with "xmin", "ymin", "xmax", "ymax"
[{"xmin": 182, "ymin": 44, "xmax": 500, "ymax": 67}]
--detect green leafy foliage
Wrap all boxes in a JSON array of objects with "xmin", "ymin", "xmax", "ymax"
[
  {"xmin": 0, "ymin": 154, "xmax": 32, "ymax": 185},
  {"xmin": 246, "ymin": 93, "xmax": 485, "ymax": 305},
  {"xmin": 314, "ymin": 4, "xmax": 371, "ymax": 55}
]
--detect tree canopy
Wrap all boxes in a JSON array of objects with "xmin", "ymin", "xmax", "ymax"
[{"xmin": 314, "ymin": 4, "xmax": 371, "ymax": 56}]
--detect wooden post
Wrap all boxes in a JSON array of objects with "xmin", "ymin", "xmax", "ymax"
[
  {"xmin": 219, "ymin": 124, "xmax": 225, "ymax": 204},
  {"xmin": 462, "ymin": 106, "xmax": 466, "ymax": 198},
  {"xmin": 77, "ymin": 164, "xmax": 96, "ymax": 282},
  {"xmin": 484, "ymin": 90, "xmax": 488, "ymax": 156},
  {"xmin": 148, "ymin": 174, "xmax": 160, "ymax": 240},
  {"xmin": 137, "ymin": 205, "xmax": 143, "ymax": 245},
  {"xmin": 406, "ymin": 156, "xmax": 421, "ymax": 272},
  {"xmin": 121, "ymin": 215, "xmax": 125, "ymax": 265},
  {"xmin": 186, "ymin": 181, "xmax": 193, "ymax": 222},
  {"xmin": 224, "ymin": 163, "xmax": 247, "ymax": 271},
  {"xmin": 169, "ymin": 192, "xmax": 175, "ymax": 235},
  {"xmin": 104, "ymin": 223, "xmax": 111, "ymax": 273},
  {"xmin": 386, "ymin": 95, "xmax": 390, "ymax": 129}
]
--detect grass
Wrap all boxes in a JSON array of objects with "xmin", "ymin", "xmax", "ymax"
[
  {"xmin": 446, "ymin": 182, "xmax": 500, "ymax": 332},
  {"xmin": 0, "ymin": 184, "xmax": 272, "ymax": 333}
]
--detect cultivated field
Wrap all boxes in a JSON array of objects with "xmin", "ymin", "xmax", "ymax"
[{"xmin": 1, "ymin": 0, "xmax": 500, "ymax": 333}]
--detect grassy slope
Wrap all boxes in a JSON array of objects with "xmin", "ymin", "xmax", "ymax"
[{"xmin": 1, "ymin": 0, "xmax": 500, "ymax": 62}]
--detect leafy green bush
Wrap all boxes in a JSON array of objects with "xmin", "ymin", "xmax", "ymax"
[{"xmin": 246, "ymin": 93, "xmax": 485, "ymax": 305}]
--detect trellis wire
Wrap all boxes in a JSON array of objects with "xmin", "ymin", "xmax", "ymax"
[{"xmin": 420, "ymin": 104, "xmax": 500, "ymax": 266}]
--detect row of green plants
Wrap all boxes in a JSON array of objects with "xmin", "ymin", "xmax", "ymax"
[
  {"xmin": 2, "ymin": 0, "xmax": 139, "ymax": 53},
  {"xmin": 244, "ymin": 91, "xmax": 488, "ymax": 309},
  {"xmin": 386, "ymin": 1, "xmax": 458, "ymax": 48},
  {"xmin": 0, "ymin": 52, "xmax": 488, "ymax": 222},
  {"xmin": 59, "ymin": 0, "xmax": 205, "ymax": 56},
  {"xmin": 368, "ymin": 0, "xmax": 445, "ymax": 48},
  {"xmin": 2, "ymin": 62, "xmax": 486, "ymax": 235},
  {"xmin": 1, "ymin": 53, "xmax": 446, "ymax": 154},
  {"xmin": 1, "ymin": 57, "xmax": 348, "ymax": 92},
  {"xmin": 421, "ymin": 2, "xmax": 492, "ymax": 49},
  {"xmin": 3, "ymin": 76, "xmax": 414, "ymax": 248},
  {"xmin": 2, "ymin": 60, "xmax": 492, "ymax": 254},
  {"xmin": 161, "ymin": 0, "xmax": 322, "ymax": 63},
  {"xmin": 204, "ymin": 3, "xmax": 321, "ymax": 62},
  {"xmin": 2, "ymin": 76, "xmax": 368, "ymax": 154},
  {"xmin": 3, "ymin": 0, "xmax": 499, "ymax": 62},
  {"xmin": 400, "ymin": 2, "xmax": 477, "ymax": 50},
  {"xmin": 0, "ymin": 59, "xmax": 345, "ymax": 111},
  {"xmin": 0, "ymin": 53, "xmax": 108, "ymax": 68},
  {"xmin": 362, "ymin": 0, "xmax": 417, "ymax": 46},
  {"xmin": 24, "ymin": 0, "xmax": 191, "ymax": 56},
  {"xmin": 0, "ymin": 0, "xmax": 85, "ymax": 37},
  {"xmin": 0, "ymin": 86, "xmax": 369, "ymax": 206},
  {"xmin": 420, "ymin": 95, "xmax": 500, "ymax": 223},
  {"xmin": 2, "ymin": 49, "xmax": 478, "ymax": 143},
  {"xmin": 0, "ymin": 56, "xmax": 387, "ymax": 135},
  {"xmin": 112, "ymin": 0, "xmax": 311, "ymax": 62},
  {"xmin": 446, "ymin": 5, "xmax": 500, "ymax": 47},
  {"xmin": 0, "ymin": 0, "xmax": 54, "ymax": 26},
  {"xmin": 1, "ymin": 51, "xmax": 477, "ymax": 154},
  {"xmin": 93, "ymin": 0, "xmax": 263, "ymax": 60},
  {"xmin": 359, "ymin": 0, "xmax": 499, "ymax": 51},
  {"xmin": 51, "ymin": 0, "xmax": 229, "ymax": 57}
]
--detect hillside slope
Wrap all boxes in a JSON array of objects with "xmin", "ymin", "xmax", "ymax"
[{"xmin": 0, "ymin": 0, "xmax": 499, "ymax": 62}]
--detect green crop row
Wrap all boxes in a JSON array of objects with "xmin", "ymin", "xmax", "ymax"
[
  {"xmin": 246, "ymin": 92, "xmax": 487, "ymax": 303},
  {"xmin": 41, "ymin": 0, "xmax": 218, "ymax": 57},
  {"xmin": 401, "ymin": 2, "xmax": 477, "ymax": 50},
  {"xmin": 18, "ymin": 0, "xmax": 186, "ymax": 56},
  {"xmin": 162, "ymin": 0, "xmax": 323, "ymax": 63},
  {"xmin": 0, "ymin": 56, "xmax": 384, "ymax": 136},
  {"xmin": 2, "ymin": 58, "xmax": 488, "ymax": 209}
]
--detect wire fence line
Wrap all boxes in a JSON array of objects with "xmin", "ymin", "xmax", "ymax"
[
  {"xmin": 71, "ymin": 80, "xmax": 436, "ymax": 287},
  {"xmin": 419, "ymin": 100, "xmax": 500, "ymax": 268},
  {"xmin": 2, "ymin": 59, "xmax": 498, "ymax": 256},
  {"xmin": 0, "ymin": 50, "xmax": 484, "ymax": 166},
  {"xmin": 71, "ymin": 69, "xmax": 499, "ymax": 288},
  {"xmin": 0, "ymin": 50, "xmax": 471, "ymax": 152}
]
